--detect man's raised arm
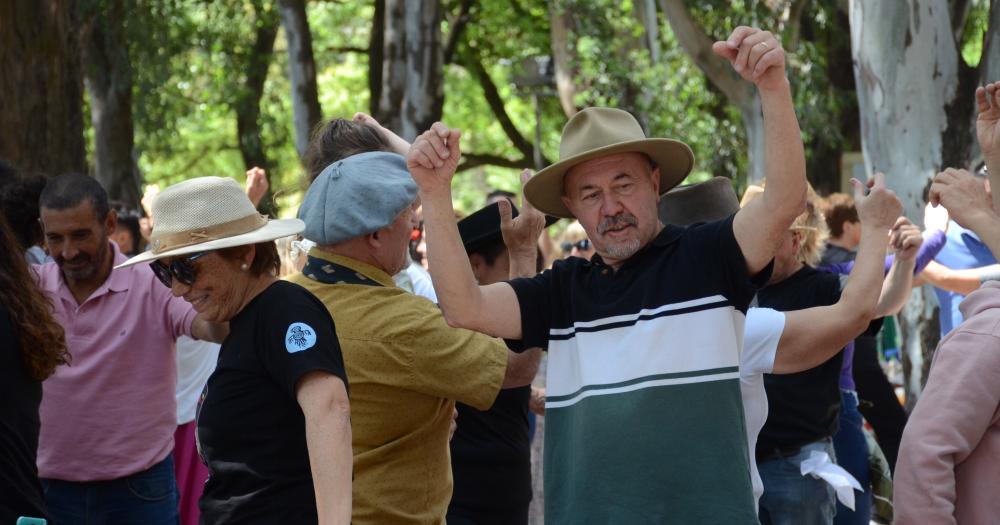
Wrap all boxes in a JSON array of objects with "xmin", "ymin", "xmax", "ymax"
[
  {"xmin": 407, "ymin": 123, "xmax": 525, "ymax": 340},
  {"xmin": 715, "ymin": 26, "xmax": 807, "ymax": 273}
]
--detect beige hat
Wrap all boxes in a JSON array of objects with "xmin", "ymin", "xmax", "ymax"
[
  {"xmin": 116, "ymin": 176, "xmax": 304, "ymax": 268},
  {"xmin": 524, "ymin": 107, "xmax": 695, "ymax": 218}
]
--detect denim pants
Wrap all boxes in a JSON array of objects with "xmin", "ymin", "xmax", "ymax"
[
  {"xmin": 832, "ymin": 390, "xmax": 872, "ymax": 525},
  {"xmin": 42, "ymin": 454, "xmax": 179, "ymax": 525},
  {"xmin": 758, "ymin": 438, "xmax": 836, "ymax": 525}
]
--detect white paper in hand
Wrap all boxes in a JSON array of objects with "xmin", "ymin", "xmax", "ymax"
[{"xmin": 799, "ymin": 450, "xmax": 863, "ymax": 510}]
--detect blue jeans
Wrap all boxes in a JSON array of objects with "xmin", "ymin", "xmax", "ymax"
[
  {"xmin": 42, "ymin": 454, "xmax": 179, "ymax": 525},
  {"xmin": 832, "ymin": 390, "xmax": 872, "ymax": 525},
  {"xmin": 758, "ymin": 438, "xmax": 836, "ymax": 525}
]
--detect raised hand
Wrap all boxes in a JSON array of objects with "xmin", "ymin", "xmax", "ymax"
[
  {"xmin": 500, "ymin": 169, "xmax": 546, "ymax": 258},
  {"xmin": 407, "ymin": 122, "xmax": 462, "ymax": 195},
  {"xmin": 889, "ymin": 217, "xmax": 923, "ymax": 262},
  {"xmin": 929, "ymin": 168, "xmax": 995, "ymax": 230},
  {"xmin": 353, "ymin": 111, "xmax": 411, "ymax": 155},
  {"xmin": 244, "ymin": 167, "xmax": 269, "ymax": 207},
  {"xmin": 976, "ymin": 82, "xmax": 1000, "ymax": 162},
  {"xmin": 852, "ymin": 172, "xmax": 901, "ymax": 232},
  {"xmin": 711, "ymin": 26, "xmax": 786, "ymax": 91}
]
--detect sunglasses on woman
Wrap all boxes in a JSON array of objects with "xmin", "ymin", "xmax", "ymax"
[
  {"xmin": 560, "ymin": 239, "xmax": 591, "ymax": 252},
  {"xmin": 150, "ymin": 252, "xmax": 208, "ymax": 288}
]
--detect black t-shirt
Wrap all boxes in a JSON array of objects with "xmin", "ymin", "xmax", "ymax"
[
  {"xmin": 0, "ymin": 303, "xmax": 47, "ymax": 522},
  {"xmin": 756, "ymin": 265, "xmax": 844, "ymax": 453},
  {"xmin": 448, "ymin": 386, "xmax": 532, "ymax": 524},
  {"xmin": 198, "ymin": 280, "xmax": 348, "ymax": 525}
]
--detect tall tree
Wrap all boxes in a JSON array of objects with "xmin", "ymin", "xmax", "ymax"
[
  {"xmin": 401, "ymin": 0, "xmax": 444, "ymax": 141},
  {"xmin": 0, "ymin": 0, "xmax": 86, "ymax": 175},
  {"xmin": 849, "ymin": 0, "xmax": 1000, "ymax": 405},
  {"xmin": 233, "ymin": 6, "xmax": 280, "ymax": 215},
  {"xmin": 80, "ymin": 0, "xmax": 142, "ymax": 209},
  {"xmin": 279, "ymin": 0, "xmax": 323, "ymax": 160},
  {"xmin": 549, "ymin": 0, "xmax": 579, "ymax": 118},
  {"xmin": 660, "ymin": 0, "xmax": 766, "ymax": 183},
  {"xmin": 375, "ymin": 0, "xmax": 406, "ymax": 132}
]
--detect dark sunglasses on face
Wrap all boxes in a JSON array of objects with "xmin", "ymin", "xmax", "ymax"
[
  {"xmin": 150, "ymin": 251, "xmax": 208, "ymax": 288},
  {"xmin": 561, "ymin": 239, "xmax": 591, "ymax": 252}
]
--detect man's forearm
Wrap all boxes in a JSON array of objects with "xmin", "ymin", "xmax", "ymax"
[
  {"xmin": 508, "ymin": 248, "xmax": 537, "ymax": 279},
  {"xmin": 875, "ymin": 255, "xmax": 916, "ymax": 317},
  {"xmin": 758, "ymin": 80, "xmax": 807, "ymax": 222},
  {"xmin": 842, "ymin": 226, "xmax": 889, "ymax": 319},
  {"xmin": 422, "ymin": 188, "xmax": 488, "ymax": 327}
]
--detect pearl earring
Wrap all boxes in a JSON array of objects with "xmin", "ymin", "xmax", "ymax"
[{"xmin": 240, "ymin": 263, "xmax": 249, "ymax": 270}]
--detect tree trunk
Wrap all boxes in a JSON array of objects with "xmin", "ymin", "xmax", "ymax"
[
  {"xmin": 634, "ymin": 0, "xmax": 660, "ymax": 63},
  {"xmin": 401, "ymin": 0, "xmax": 444, "ymax": 141},
  {"xmin": 369, "ymin": 0, "xmax": 385, "ymax": 117},
  {"xmin": 0, "ymin": 0, "xmax": 86, "ymax": 175},
  {"xmin": 234, "ymin": 13, "xmax": 279, "ymax": 215},
  {"xmin": 375, "ymin": 0, "xmax": 406, "ymax": 133},
  {"xmin": 849, "ymin": 0, "xmax": 960, "ymax": 405},
  {"xmin": 549, "ymin": 1, "xmax": 578, "ymax": 118},
  {"xmin": 659, "ymin": 0, "xmax": 765, "ymax": 182},
  {"xmin": 80, "ymin": 0, "xmax": 141, "ymax": 209},
  {"xmin": 279, "ymin": 0, "xmax": 323, "ymax": 160}
]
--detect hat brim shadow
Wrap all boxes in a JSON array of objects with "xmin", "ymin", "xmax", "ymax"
[
  {"xmin": 114, "ymin": 218, "xmax": 305, "ymax": 269},
  {"xmin": 524, "ymin": 138, "xmax": 695, "ymax": 219}
]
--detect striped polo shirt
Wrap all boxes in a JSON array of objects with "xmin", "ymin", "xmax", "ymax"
[{"xmin": 508, "ymin": 215, "xmax": 767, "ymax": 524}]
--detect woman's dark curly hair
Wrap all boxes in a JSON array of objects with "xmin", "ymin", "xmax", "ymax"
[{"xmin": 0, "ymin": 214, "xmax": 70, "ymax": 380}]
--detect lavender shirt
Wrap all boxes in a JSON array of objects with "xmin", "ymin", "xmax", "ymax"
[{"xmin": 35, "ymin": 243, "xmax": 196, "ymax": 481}]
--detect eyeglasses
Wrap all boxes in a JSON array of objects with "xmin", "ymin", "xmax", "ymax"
[
  {"xmin": 150, "ymin": 252, "xmax": 208, "ymax": 288},
  {"xmin": 560, "ymin": 239, "xmax": 591, "ymax": 252}
]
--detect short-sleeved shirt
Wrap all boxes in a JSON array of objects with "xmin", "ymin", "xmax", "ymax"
[
  {"xmin": 34, "ymin": 242, "xmax": 196, "ymax": 481},
  {"xmin": 448, "ymin": 386, "xmax": 532, "ymax": 524},
  {"xmin": 756, "ymin": 265, "xmax": 844, "ymax": 454},
  {"xmin": 0, "ymin": 303, "xmax": 46, "ymax": 521},
  {"xmin": 741, "ymin": 307, "xmax": 785, "ymax": 509},
  {"xmin": 933, "ymin": 220, "xmax": 997, "ymax": 336},
  {"xmin": 198, "ymin": 280, "xmax": 348, "ymax": 524},
  {"xmin": 507, "ymin": 216, "xmax": 768, "ymax": 524},
  {"xmin": 286, "ymin": 251, "xmax": 508, "ymax": 525}
]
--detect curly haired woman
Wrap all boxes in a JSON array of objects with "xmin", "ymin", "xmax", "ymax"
[{"xmin": 0, "ymin": 214, "xmax": 70, "ymax": 522}]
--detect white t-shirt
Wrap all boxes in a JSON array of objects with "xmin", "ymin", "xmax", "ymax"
[
  {"xmin": 175, "ymin": 335, "xmax": 221, "ymax": 425},
  {"xmin": 393, "ymin": 259, "xmax": 438, "ymax": 303},
  {"xmin": 741, "ymin": 307, "xmax": 785, "ymax": 509}
]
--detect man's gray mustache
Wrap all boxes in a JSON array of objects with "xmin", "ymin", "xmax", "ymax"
[{"xmin": 598, "ymin": 214, "xmax": 637, "ymax": 234}]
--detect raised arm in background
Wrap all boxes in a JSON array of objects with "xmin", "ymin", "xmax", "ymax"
[{"xmin": 931, "ymin": 168, "xmax": 1000, "ymax": 260}]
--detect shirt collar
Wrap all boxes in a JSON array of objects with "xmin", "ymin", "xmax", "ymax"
[{"xmin": 307, "ymin": 248, "xmax": 397, "ymax": 288}]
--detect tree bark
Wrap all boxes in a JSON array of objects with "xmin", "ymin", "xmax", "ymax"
[
  {"xmin": 375, "ymin": 0, "xmax": 406, "ymax": 133},
  {"xmin": 659, "ymin": 0, "xmax": 766, "ymax": 182},
  {"xmin": 549, "ymin": 1, "xmax": 578, "ymax": 118},
  {"xmin": 634, "ymin": 0, "xmax": 660, "ymax": 63},
  {"xmin": 234, "ymin": 13, "xmax": 279, "ymax": 215},
  {"xmin": 849, "ymin": 0, "xmax": 961, "ymax": 405},
  {"xmin": 369, "ymin": 0, "xmax": 385, "ymax": 117},
  {"xmin": 80, "ymin": 0, "xmax": 141, "ymax": 209},
  {"xmin": 401, "ymin": 0, "xmax": 444, "ymax": 141},
  {"xmin": 279, "ymin": 0, "xmax": 323, "ymax": 160},
  {"xmin": 0, "ymin": 0, "xmax": 86, "ymax": 176}
]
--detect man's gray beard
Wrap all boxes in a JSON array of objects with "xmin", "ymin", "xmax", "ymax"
[{"xmin": 602, "ymin": 238, "xmax": 642, "ymax": 260}]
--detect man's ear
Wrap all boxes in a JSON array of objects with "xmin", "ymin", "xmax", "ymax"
[
  {"xmin": 468, "ymin": 253, "xmax": 485, "ymax": 283},
  {"xmin": 649, "ymin": 166, "xmax": 662, "ymax": 195},
  {"xmin": 105, "ymin": 209, "xmax": 118, "ymax": 235}
]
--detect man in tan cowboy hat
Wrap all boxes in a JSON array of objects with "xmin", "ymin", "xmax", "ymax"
[{"xmin": 409, "ymin": 26, "xmax": 808, "ymax": 524}]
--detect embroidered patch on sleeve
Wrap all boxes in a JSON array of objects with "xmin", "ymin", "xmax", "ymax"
[{"xmin": 285, "ymin": 322, "xmax": 317, "ymax": 353}]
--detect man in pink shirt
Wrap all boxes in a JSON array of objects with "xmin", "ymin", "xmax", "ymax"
[
  {"xmin": 894, "ymin": 167, "xmax": 1000, "ymax": 524},
  {"xmin": 34, "ymin": 174, "xmax": 223, "ymax": 524}
]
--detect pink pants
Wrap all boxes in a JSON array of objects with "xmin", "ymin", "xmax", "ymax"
[{"xmin": 173, "ymin": 422, "xmax": 208, "ymax": 525}]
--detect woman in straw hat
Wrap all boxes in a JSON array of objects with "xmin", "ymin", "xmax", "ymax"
[{"xmin": 118, "ymin": 176, "xmax": 351, "ymax": 524}]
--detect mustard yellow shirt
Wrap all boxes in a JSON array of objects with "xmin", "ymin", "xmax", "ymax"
[{"xmin": 286, "ymin": 250, "xmax": 507, "ymax": 525}]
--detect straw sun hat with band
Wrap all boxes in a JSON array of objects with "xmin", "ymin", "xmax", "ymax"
[
  {"xmin": 116, "ymin": 176, "xmax": 304, "ymax": 271},
  {"xmin": 523, "ymin": 107, "xmax": 695, "ymax": 219}
]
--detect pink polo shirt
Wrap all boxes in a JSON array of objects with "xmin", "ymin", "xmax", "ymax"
[{"xmin": 35, "ymin": 243, "xmax": 196, "ymax": 481}]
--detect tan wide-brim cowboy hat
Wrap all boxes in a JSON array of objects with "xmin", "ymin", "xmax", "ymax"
[
  {"xmin": 524, "ymin": 107, "xmax": 695, "ymax": 218},
  {"xmin": 116, "ymin": 176, "xmax": 304, "ymax": 268}
]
